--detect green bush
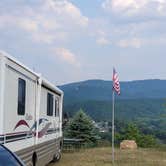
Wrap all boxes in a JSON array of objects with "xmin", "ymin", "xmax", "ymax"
[{"xmin": 115, "ymin": 123, "xmax": 157, "ymax": 148}]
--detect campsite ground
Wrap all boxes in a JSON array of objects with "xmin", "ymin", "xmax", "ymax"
[{"xmin": 49, "ymin": 147, "xmax": 166, "ymax": 166}]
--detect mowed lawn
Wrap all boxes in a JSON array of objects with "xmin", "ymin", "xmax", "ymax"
[{"xmin": 49, "ymin": 147, "xmax": 166, "ymax": 166}]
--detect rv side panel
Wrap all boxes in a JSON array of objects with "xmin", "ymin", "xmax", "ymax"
[
  {"xmin": 35, "ymin": 85, "xmax": 63, "ymax": 165},
  {"xmin": 3, "ymin": 58, "xmax": 38, "ymax": 153}
]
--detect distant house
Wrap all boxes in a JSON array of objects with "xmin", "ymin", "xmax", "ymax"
[{"xmin": 93, "ymin": 121, "xmax": 110, "ymax": 133}]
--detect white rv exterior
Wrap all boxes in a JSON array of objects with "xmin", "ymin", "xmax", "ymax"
[{"xmin": 0, "ymin": 51, "xmax": 63, "ymax": 166}]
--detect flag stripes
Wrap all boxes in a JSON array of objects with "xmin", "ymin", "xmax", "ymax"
[{"xmin": 112, "ymin": 68, "xmax": 120, "ymax": 95}]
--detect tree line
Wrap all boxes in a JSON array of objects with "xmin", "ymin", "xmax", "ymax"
[{"xmin": 64, "ymin": 109, "xmax": 161, "ymax": 148}]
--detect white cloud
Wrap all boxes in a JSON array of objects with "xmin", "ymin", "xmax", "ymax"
[
  {"xmin": 18, "ymin": 19, "xmax": 39, "ymax": 32},
  {"xmin": 54, "ymin": 48, "xmax": 81, "ymax": 67},
  {"xmin": 0, "ymin": 0, "xmax": 89, "ymax": 44},
  {"xmin": 102, "ymin": 0, "xmax": 166, "ymax": 18},
  {"xmin": 117, "ymin": 36, "xmax": 166, "ymax": 48},
  {"xmin": 117, "ymin": 38, "xmax": 142, "ymax": 48},
  {"xmin": 43, "ymin": 0, "xmax": 88, "ymax": 27},
  {"xmin": 91, "ymin": 28, "xmax": 111, "ymax": 46},
  {"xmin": 32, "ymin": 33, "xmax": 56, "ymax": 44},
  {"xmin": 96, "ymin": 37, "xmax": 110, "ymax": 45}
]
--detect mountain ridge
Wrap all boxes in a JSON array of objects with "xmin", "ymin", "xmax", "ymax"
[{"xmin": 59, "ymin": 79, "xmax": 166, "ymax": 103}]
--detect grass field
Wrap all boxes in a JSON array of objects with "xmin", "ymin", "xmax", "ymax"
[{"xmin": 49, "ymin": 147, "xmax": 166, "ymax": 166}]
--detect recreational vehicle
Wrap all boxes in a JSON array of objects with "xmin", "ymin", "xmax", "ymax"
[{"xmin": 0, "ymin": 51, "xmax": 63, "ymax": 166}]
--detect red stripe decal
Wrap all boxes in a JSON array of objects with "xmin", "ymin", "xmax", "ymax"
[{"xmin": 14, "ymin": 120, "xmax": 30, "ymax": 130}]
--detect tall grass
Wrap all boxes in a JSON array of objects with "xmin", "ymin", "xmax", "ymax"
[{"xmin": 50, "ymin": 147, "xmax": 166, "ymax": 166}]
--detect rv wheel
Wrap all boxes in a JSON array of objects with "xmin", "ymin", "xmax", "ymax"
[{"xmin": 52, "ymin": 149, "xmax": 61, "ymax": 162}]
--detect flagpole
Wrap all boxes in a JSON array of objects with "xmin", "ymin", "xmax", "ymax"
[{"xmin": 112, "ymin": 90, "xmax": 115, "ymax": 165}]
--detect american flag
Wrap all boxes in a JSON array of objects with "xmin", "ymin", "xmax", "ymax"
[{"xmin": 112, "ymin": 68, "xmax": 120, "ymax": 95}]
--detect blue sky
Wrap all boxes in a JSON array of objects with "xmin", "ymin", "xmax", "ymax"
[{"xmin": 0, "ymin": 0, "xmax": 166, "ymax": 85}]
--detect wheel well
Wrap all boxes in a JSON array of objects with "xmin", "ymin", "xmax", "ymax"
[
  {"xmin": 60, "ymin": 140, "xmax": 63, "ymax": 149},
  {"xmin": 32, "ymin": 152, "xmax": 37, "ymax": 166}
]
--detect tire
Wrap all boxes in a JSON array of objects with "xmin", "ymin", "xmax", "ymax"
[{"xmin": 52, "ymin": 149, "xmax": 62, "ymax": 162}]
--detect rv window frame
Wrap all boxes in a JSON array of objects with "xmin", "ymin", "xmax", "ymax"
[
  {"xmin": 47, "ymin": 93, "xmax": 54, "ymax": 116},
  {"xmin": 17, "ymin": 78, "xmax": 26, "ymax": 116}
]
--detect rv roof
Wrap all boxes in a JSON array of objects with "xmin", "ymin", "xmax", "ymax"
[
  {"xmin": 0, "ymin": 50, "xmax": 40, "ymax": 77},
  {"xmin": 0, "ymin": 50, "xmax": 63, "ymax": 95},
  {"xmin": 42, "ymin": 78, "xmax": 63, "ymax": 95}
]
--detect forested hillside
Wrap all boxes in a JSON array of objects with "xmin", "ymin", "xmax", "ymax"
[
  {"xmin": 59, "ymin": 79, "xmax": 166, "ymax": 121},
  {"xmin": 59, "ymin": 79, "xmax": 166, "ymax": 143},
  {"xmin": 63, "ymin": 99, "xmax": 166, "ymax": 121}
]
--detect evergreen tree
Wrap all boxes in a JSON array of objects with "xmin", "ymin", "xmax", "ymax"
[{"xmin": 66, "ymin": 109, "xmax": 98, "ymax": 144}]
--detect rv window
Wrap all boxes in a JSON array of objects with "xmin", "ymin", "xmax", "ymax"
[
  {"xmin": 17, "ymin": 78, "xmax": 26, "ymax": 115},
  {"xmin": 47, "ymin": 93, "xmax": 53, "ymax": 116},
  {"xmin": 55, "ymin": 99, "xmax": 59, "ymax": 117}
]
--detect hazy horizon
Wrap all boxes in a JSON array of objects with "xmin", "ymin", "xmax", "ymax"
[{"xmin": 59, "ymin": 78, "xmax": 166, "ymax": 86}]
